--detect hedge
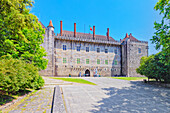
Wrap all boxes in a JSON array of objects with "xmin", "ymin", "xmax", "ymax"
[{"xmin": 0, "ymin": 58, "xmax": 44, "ymax": 94}]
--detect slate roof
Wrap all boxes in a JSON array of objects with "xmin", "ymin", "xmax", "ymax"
[{"xmin": 61, "ymin": 30, "xmax": 116, "ymax": 42}]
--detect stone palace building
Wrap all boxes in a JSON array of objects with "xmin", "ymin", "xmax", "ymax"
[{"xmin": 40, "ymin": 20, "xmax": 148, "ymax": 77}]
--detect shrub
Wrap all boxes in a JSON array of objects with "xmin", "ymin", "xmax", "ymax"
[{"xmin": 0, "ymin": 58, "xmax": 44, "ymax": 94}]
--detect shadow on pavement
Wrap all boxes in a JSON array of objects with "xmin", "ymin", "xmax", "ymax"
[{"xmin": 90, "ymin": 81, "xmax": 170, "ymax": 113}]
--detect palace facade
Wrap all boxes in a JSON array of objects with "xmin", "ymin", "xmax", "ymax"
[{"xmin": 40, "ymin": 20, "xmax": 148, "ymax": 77}]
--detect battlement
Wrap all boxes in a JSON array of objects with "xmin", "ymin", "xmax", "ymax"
[{"xmin": 55, "ymin": 36, "xmax": 121, "ymax": 45}]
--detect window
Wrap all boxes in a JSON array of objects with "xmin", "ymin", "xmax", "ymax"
[
  {"xmin": 77, "ymin": 46, "xmax": 81, "ymax": 51},
  {"xmin": 114, "ymin": 49, "xmax": 117, "ymax": 54},
  {"xmin": 63, "ymin": 58, "xmax": 66, "ymax": 63},
  {"xmin": 97, "ymin": 48, "xmax": 100, "ymax": 53},
  {"xmin": 138, "ymin": 48, "xmax": 141, "ymax": 53},
  {"xmin": 63, "ymin": 45, "xmax": 66, "ymax": 50},
  {"xmin": 114, "ymin": 60, "xmax": 118, "ymax": 65},
  {"xmin": 77, "ymin": 58, "xmax": 80, "ymax": 64},
  {"xmin": 97, "ymin": 59, "xmax": 100, "ymax": 64},
  {"xmin": 86, "ymin": 47, "xmax": 89, "ymax": 52},
  {"xmin": 105, "ymin": 49, "xmax": 108, "ymax": 53},
  {"xmin": 86, "ymin": 59, "xmax": 89, "ymax": 64},
  {"xmin": 105, "ymin": 60, "xmax": 108, "ymax": 65}
]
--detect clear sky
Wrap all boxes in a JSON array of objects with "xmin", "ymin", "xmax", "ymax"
[{"xmin": 31, "ymin": 0, "xmax": 162, "ymax": 55}]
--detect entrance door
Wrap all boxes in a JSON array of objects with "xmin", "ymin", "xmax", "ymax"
[{"xmin": 85, "ymin": 69, "xmax": 90, "ymax": 77}]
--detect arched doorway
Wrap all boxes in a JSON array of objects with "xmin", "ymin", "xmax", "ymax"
[{"xmin": 85, "ymin": 69, "xmax": 90, "ymax": 77}]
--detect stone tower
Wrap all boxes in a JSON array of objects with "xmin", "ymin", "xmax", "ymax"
[
  {"xmin": 41, "ymin": 20, "xmax": 55, "ymax": 76},
  {"xmin": 121, "ymin": 33, "xmax": 148, "ymax": 77}
]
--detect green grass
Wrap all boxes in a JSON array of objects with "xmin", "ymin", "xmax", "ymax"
[
  {"xmin": 50, "ymin": 77, "xmax": 96, "ymax": 85},
  {"xmin": 111, "ymin": 77, "xmax": 147, "ymax": 81}
]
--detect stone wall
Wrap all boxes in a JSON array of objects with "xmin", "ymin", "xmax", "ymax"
[
  {"xmin": 122, "ymin": 39, "xmax": 148, "ymax": 77},
  {"xmin": 54, "ymin": 39, "xmax": 121, "ymax": 77}
]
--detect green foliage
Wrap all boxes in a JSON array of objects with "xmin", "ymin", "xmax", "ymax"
[
  {"xmin": 0, "ymin": 0, "xmax": 48, "ymax": 70},
  {"xmin": 151, "ymin": 0, "xmax": 170, "ymax": 65},
  {"xmin": 136, "ymin": 52, "xmax": 170, "ymax": 83},
  {"xmin": 0, "ymin": 58, "xmax": 44, "ymax": 94}
]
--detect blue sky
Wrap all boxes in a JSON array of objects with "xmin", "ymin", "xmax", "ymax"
[{"xmin": 31, "ymin": 0, "xmax": 162, "ymax": 55}]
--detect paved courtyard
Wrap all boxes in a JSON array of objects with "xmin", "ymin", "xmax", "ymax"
[{"xmin": 61, "ymin": 77, "xmax": 170, "ymax": 113}]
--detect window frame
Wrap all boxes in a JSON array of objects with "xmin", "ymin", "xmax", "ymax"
[
  {"xmin": 114, "ymin": 60, "xmax": 118, "ymax": 65},
  {"xmin": 86, "ymin": 47, "xmax": 89, "ymax": 52},
  {"xmin": 114, "ymin": 49, "xmax": 117, "ymax": 54},
  {"xmin": 77, "ymin": 46, "xmax": 81, "ymax": 51},
  {"xmin": 138, "ymin": 48, "xmax": 141, "ymax": 53},
  {"xmin": 63, "ymin": 45, "xmax": 67, "ymax": 51},
  {"xmin": 105, "ymin": 49, "xmax": 108, "ymax": 53},
  {"xmin": 105, "ymin": 60, "xmax": 108, "ymax": 65},
  {"xmin": 97, "ymin": 59, "xmax": 100, "ymax": 64},
  {"xmin": 77, "ymin": 58, "xmax": 80, "ymax": 64},
  {"xmin": 97, "ymin": 48, "xmax": 100, "ymax": 53},
  {"xmin": 63, "ymin": 58, "xmax": 67, "ymax": 63},
  {"xmin": 86, "ymin": 59, "xmax": 89, "ymax": 64}
]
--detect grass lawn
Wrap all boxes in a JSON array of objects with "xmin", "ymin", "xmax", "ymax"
[
  {"xmin": 50, "ymin": 77, "xmax": 96, "ymax": 85},
  {"xmin": 111, "ymin": 77, "xmax": 148, "ymax": 81}
]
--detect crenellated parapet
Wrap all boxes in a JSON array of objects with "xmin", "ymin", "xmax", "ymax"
[{"xmin": 55, "ymin": 36, "xmax": 121, "ymax": 45}]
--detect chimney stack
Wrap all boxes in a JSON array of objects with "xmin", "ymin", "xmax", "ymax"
[
  {"xmin": 107, "ymin": 28, "xmax": 109, "ymax": 41},
  {"xmin": 74, "ymin": 23, "xmax": 76, "ymax": 37},
  {"xmin": 93, "ymin": 26, "xmax": 95, "ymax": 39},
  {"xmin": 60, "ymin": 21, "xmax": 63, "ymax": 36}
]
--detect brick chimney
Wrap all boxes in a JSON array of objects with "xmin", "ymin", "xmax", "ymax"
[
  {"xmin": 60, "ymin": 21, "xmax": 63, "ymax": 36},
  {"xmin": 74, "ymin": 23, "xmax": 76, "ymax": 37},
  {"xmin": 107, "ymin": 28, "xmax": 109, "ymax": 41},
  {"xmin": 93, "ymin": 26, "xmax": 95, "ymax": 39}
]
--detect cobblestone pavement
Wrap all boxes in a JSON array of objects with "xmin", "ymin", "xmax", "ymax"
[
  {"xmin": 61, "ymin": 77, "xmax": 170, "ymax": 113},
  {"xmin": 7, "ymin": 77, "xmax": 64, "ymax": 113}
]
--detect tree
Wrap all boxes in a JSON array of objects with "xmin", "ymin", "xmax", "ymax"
[
  {"xmin": 151, "ymin": 0, "xmax": 170, "ymax": 65},
  {"xmin": 0, "ymin": 0, "xmax": 48, "ymax": 70},
  {"xmin": 137, "ymin": 52, "xmax": 170, "ymax": 83}
]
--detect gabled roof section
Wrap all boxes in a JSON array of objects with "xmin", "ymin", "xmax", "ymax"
[
  {"xmin": 122, "ymin": 33, "xmax": 139, "ymax": 42},
  {"xmin": 60, "ymin": 30, "xmax": 116, "ymax": 42}
]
